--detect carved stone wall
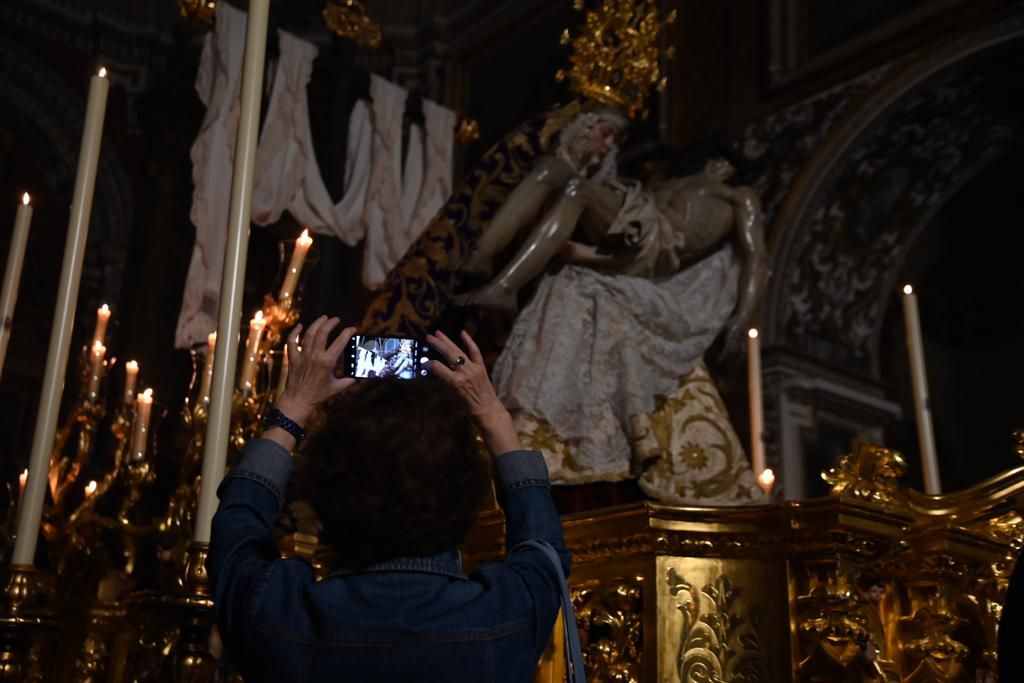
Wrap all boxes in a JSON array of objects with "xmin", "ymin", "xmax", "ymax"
[{"xmin": 744, "ymin": 13, "xmax": 1024, "ymax": 496}]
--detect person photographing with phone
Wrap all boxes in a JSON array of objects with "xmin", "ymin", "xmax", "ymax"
[{"xmin": 208, "ymin": 316, "xmax": 572, "ymax": 682}]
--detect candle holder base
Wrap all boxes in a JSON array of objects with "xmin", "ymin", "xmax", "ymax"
[
  {"xmin": 0, "ymin": 565, "xmax": 57, "ymax": 682},
  {"xmin": 181, "ymin": 542, "xmax": 210, "ymax": 597}
]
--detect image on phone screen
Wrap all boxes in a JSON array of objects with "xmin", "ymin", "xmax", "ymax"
[{"xmin": 346, "ymin": 335, "xmax": 429, "ymax": 380}]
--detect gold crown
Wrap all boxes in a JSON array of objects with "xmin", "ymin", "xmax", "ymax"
[
  {"xmin": 323, "ymin": 0, "xmax": 382, "ymax": 49},
  {"xmin": 556, "ymin": 0, "xmax": 676, "ymax": 119}
]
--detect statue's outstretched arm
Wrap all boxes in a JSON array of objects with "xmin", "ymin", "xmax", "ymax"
[{"xmin": 723, "ymin": 188, "xmax": 769, "ymax": 356}]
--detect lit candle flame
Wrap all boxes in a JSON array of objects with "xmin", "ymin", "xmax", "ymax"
[
  {"xmin": 254, "ymin": 310, "xmax": 265, "ymax": 324},
  {"xmin": 85, "ymin": 480, "xmax": 98, "ymax": 496},
  {"xmin": 126, "ymin": 360, "xmax": 138, "ymax": 372},
  {"xmin": 19, "ymin": 469, "xmax": 27, "ymax": 486},
  {"xmin": 98, "ymin": 67, "xmax": 108, "ymax": 78},
  {"xmin": 903, "ymin": 284, "xmax": 913, "ymax": 295},
  {"xmin": 21, "ymin": 193, "xmax": 30, "ymax": 205},
  {"xmin": 92, "ymin": 340, "xmax": 106, "ymax": 357},
  {"xmin": 748, "ymin": 328, "xmax": 759, "ymax": 339},
  {"xmin": 98, "ymin": 303, "xmax": 110, "ymax": 318},
  {"xmin": 757, "ymin": 468, "xmax": 775, "ymax": 493},
  {"xmin": 141, "ymin": 388, "xmax": 154, "ymax": 402},
  {"xmin": 208, "ymin": 332, "xmax": 217, "ymax": 345},
  {"xmin": 298, "ymin": 228, "xmax": 313, "ymax": 246}
]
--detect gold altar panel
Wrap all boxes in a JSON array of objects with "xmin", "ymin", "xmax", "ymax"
[{"xmin": 657, "ymin": 557, "xmax": 787, "ymax": 683}]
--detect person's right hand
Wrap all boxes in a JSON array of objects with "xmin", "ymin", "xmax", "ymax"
[
  {"xmin": 426, "ymin": 329, "xmax": 522, "ymax": 455},
  {"xmin": 277, "ymin": 316, "xmax": 356, "ymax": 425}
]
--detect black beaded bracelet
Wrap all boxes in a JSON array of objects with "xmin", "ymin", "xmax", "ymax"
[{"xmin": 261, "ymin": 408, "xmax": 306, "ymax": 442}]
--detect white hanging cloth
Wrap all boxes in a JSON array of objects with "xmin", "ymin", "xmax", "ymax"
[
  {"xmin": 177, "ymin": 11, "xmax": 456, "ymax": 344},
  {"xmin": 175, "ymin": 1, "xmax": 246, "ymax": 349},
  {"xmin": 408, "ymin": 99, "xmax": 457, "ymax": 238},
  {"xmin": 362, "ymin": 75, "xmax": 415, "ymax": 290},
  {"xmin": 252, "ymin": 31, "xmax": 371, "ymax": 247},
  {"xmin": 176, "ymin": 19, "xmax": 372, "ymax": 348},
  {"xmin": 362, "ymin": 79, "xmax": 457, "ymax": 289}
]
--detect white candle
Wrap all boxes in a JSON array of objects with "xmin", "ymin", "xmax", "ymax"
[
  {"xmin": 13, "ymin": 66, "xmax": 110, "ymax": 566},
  {"xmin": 123, "ymin": 360, "xmax": 138, "ymax": 406},
  {"xmin": 199, "ymin": 332, "xmax": 216, "ymax": 405},
  {"xmin": 92, "ymin": 304, "xmax": 111, "ymax": 348},
  {"xmin": 747, "ymin": 328, "xmax": 766, "ymax": 476},
  {"xmin": 901, "ymin": 285, "xmax": 941, "ymax": 494},
  {"xmin": 86, "ymin": 341, "xmax": 106, "ymax": 401},
  {"xmin": 278, "ymin": 228, "xmax": 313, "ymax": 305},
  {"xmin": 0, "ymin": 193, "xmax": 33, "ymax": 379},
  {"xmin": 131, "ymin": 388, "xmax": 154, "ymax": 460},
  {"xmin": 238, "ymin": 311, "xmax": 266, "ymax": 393},
  {"xmin": 195, "ymin": 0, "xmax": 272, "ymax": 546}
]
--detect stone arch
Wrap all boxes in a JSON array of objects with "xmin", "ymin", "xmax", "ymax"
[{"xmin": 764, "ymin": 15, "xmax": 1024, "ymax": 378}]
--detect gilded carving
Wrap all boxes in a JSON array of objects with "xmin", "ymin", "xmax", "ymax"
[
  {"xmin": 572, "ymin": 576, "xmax": 644, "ymax": 683},
  {"xmin": 795, "ymin": 565, "xmax": 875, "ymax": 681},
  {"xmin": 898, "ymin": 591, "xmax": 969, "ymax": 683},
  {"xmin": 823, "ymin": 442, "xmax": 909, "ymax": 506},
  {"xmin": 666, "ymin": 567, "xmax": 770, "ymax": 683}
]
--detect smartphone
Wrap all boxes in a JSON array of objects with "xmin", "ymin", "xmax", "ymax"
[{"xmin": 344, "ymin": 334, "xmax": 431, "ymax": 380}]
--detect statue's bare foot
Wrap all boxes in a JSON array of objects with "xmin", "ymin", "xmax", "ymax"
[
  {"xmin": 458, "ymin": 248, "xmax": 494, "ymax": 276},
  {"xmin": 453, "ymin": 282, "xmax": 518, "ymax": 313}
]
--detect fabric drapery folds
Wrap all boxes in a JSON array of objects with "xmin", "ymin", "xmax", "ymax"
[
  {"xmin": 176, "ymin": 1, "xmax": 246, "ymax": 349},
  {"xmin": 176, "ymin": 3, "xmax": 455, "ymax": 347}
]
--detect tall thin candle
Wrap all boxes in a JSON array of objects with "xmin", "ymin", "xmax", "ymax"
[
  {"xmin": 194, "ymin": 0, "xmax": 272, "ymax": 546},
  {"xmin": 131, "ymin": 388, "xmax": 154, "ymax": 460},
  {"xmin": 901, "ymin": 285, "xmax": 941, "ymax": 494},
  {"xmin": 199, "ymin": 333, "xmax": 216, "ymax": 405},
  {"xmin": 14, "ymin": 66, "xmax": 110, "ymax": 566},
  {"xmin": 123, "ymin": 360, "xmax": 138, "ymax": 406},
  {"xmin": 92, "ymin": 304, "xmax": 111, "ymax": 348},
  {"xmin": 747, "ymin": 328, "xmax": 766, "ymax": 477},
  {"xmin": 86, "ymin": 341, "xmax": 106, "ymax": 401},
  {"xmin": 0, "ymin": 193, "xmax": 33, "ymax": 379},
  {"xmin": 239, "ymin": 311, "xmax": 266, "ymax": 393},
  {"xmin": 278, "ymin": 229, "xmax": 313, "ymax": 305}
]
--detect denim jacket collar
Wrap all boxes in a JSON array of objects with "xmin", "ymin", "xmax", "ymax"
[{"xmin": 327, "ymin": 548, "xmax": 466, "ymax": 580}]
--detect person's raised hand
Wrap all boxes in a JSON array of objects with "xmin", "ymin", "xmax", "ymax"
[
  {"xmin": 426, "ymin": 329, "xmax": 521, "ymax": 456},
  {"xmin": 276, "ymin": 316, "xmax": 356, "ymax": 425}
]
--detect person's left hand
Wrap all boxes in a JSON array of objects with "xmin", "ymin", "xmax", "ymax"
[{"xmin": 276, "ymin": 316, "xmax": 356, "ymax": 424}]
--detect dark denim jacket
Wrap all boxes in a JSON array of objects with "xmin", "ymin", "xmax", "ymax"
[{"xmin": 209, "ymin": 439, "xmax": 570, "ymax": 682}]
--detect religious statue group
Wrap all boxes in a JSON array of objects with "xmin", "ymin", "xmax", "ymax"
[{"xmin": 444, "ymin": 106, "xmax": 769, "ymax": 503}]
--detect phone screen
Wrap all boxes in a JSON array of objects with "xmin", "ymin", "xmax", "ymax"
[{"xmin": 345, "ymin": 335, "xmax": 430, "ymax": 380}]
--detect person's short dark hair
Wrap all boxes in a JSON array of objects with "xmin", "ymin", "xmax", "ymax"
[{"xmin": 302, "ymin": 376, "xmax": 490, "ymax": 569}]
